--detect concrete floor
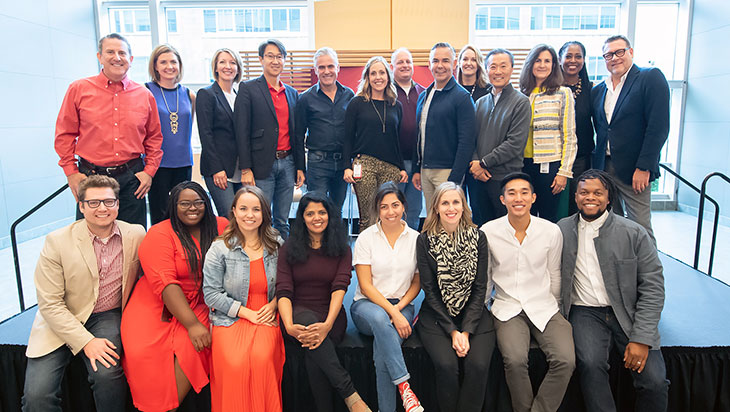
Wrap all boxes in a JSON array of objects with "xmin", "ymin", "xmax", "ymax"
[{"xmin": 1, "ymin": 209, "xmax": 728, "ymax": 323}]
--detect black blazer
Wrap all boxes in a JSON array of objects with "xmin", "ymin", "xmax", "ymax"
[
  {"xmin": 591, "ymin": 64, "xmax": 670, "ymax": 185},
  {"xmin": 415, "ymin": 230, "xmax": 493, "ymax": 337},
  {"xmin": 196, "ymin": 82, "xmax": 237, "ymax": 177},
  {"xmin": 234, "ymin": 75, "xmax": 301, "ymax": 180}
]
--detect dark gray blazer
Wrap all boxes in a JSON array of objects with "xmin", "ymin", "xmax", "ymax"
[
  {"xmin": 234, "ymin": 75, "xmax": 301, "ymax": 180},
  {"xmin": 557, "ymin": 212, "xmax": 665, "ymax": 349}
]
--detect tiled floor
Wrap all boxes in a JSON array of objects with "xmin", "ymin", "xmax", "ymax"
[{"xmin": 1, "ymin": 210, "xmax": 727, "ymax": 323}]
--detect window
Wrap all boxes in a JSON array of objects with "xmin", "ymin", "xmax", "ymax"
[
  {"xmin": 562, "ymin": 6, "xmax": 580, "ymax": 30},
  {"xmin": 490, "ymin": 7, "xmax": 505, "ymax": 29},
  {"xmin": 167, "ymin": 10, "xmax": 177, "ymax": 33},
  {"xmin": 507, "ymin": 7, "xmax": 520, "ymax": 30},
  {"xmin": 586, "ymin": 56, "xmax": 609, "ymax": 82},
  {"xmin": 580, "ymin": 6, "xmax": 599, "ymax": 30},
  {"xmin": 202, "ymin": 7, "xmax": 303, "ymax": 34},
  {"xmin": 109, "ymin": 8, "xmax": 150, "ymax": 34},
  {"xmin": 546, "ymin": 6, "xmax": 561, "ymax": 29},
  {"xmin": 474, "ymin": 6, "xmax": 519, "ymax": 31},
  {"xmin": 530, "ymin": 6, "xmax": 543, "ymax": 30},
  {"xmin": 600, "ymin": 6, "xmax": 617, "ymax": 29},
  {"xmin": 475, "ymin": 7, "xmax": 488, "ymax": 30}
]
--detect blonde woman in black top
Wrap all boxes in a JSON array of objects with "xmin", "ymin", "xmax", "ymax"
[{"xmin": 343, "ymin": 56, "xmax": 408, "ymax": 232}]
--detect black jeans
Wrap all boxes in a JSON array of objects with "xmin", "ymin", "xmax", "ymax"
[
  {"xmin": 148, "ymin": 166, "xmax": 192, "ymax": 225},
  {"xmin": 523, "ymin": 158, "xmax": 561, "ymax": 223},
  {"xmin": 465, "ymin": 173, "xmax": 507, "ymax": 227},
  {"xmin": 77, "ymin": 160, "xmax": 147, "ymax": 228},
  {"xmin": 292, "ymin": 309, "xmax": 356, "ymax": 412}
]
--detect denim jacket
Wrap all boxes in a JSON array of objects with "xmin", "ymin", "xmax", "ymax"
[{"xmin": 203, "ymin": 236, "xmax": 280, "ymax": 327}]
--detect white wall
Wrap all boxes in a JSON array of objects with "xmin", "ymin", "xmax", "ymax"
[
  {"xmin": 0, "ymin": 0, "xmax": 99, "ymax": 248},
  {"xmin": 678, "ymin": 0, "xmax": 730, "ymax": 223}
]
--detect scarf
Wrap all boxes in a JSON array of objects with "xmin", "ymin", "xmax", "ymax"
[{"xmin": 428, "ymin": 226, "xmax": 480, "ymax": 317}]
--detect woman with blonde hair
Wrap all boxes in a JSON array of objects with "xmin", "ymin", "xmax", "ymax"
[
  {"xmin": 343, "ymin": 56, "xmax": 408, "ymax": 232},
  {"xmin": 456, "ymin": 44, "xmax": 491, "ymax": 102},
  {"xmin": 197, "ymin": 48, "xmax": 245, "ymax": 217},
  {"xmin": 416, "ymin": 181, "xmax": 494, "ymax": 412},
  {"xmin": 203, "ymin": 185, "xmax": 285, "ymax": 411},
  {"xmin": 146, "ymin": 44, "xmax": 195, "ymax": 224},
  {"xmin": 519, "ymin": 44, "xmax": 577, "ymax": 223}
]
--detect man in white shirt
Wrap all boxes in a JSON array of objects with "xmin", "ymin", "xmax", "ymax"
[
  {"xmin": 481, "ymin": 172, "xmax": 575, "ymax": 412},
  {"xmin": 558, "ymin": 169, "xmax": 668, "ymax": 412}
]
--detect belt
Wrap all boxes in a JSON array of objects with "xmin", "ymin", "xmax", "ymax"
[
  {"xmin": 79, "ymin": 157, "xmax": 143, "ymax": 177},
  {"xmin": 275, "ymin": 150, "xmax": 291, "ymax": 160}
]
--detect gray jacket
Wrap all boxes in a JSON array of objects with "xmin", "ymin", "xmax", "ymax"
[
  {"xmin": 557, "ymin": 212, "xmax": 665, "ymax": 348},
  {"xmin": 203, "ymin": 237, "xmax": 280, "ymax": 327},
  {"xmin": 473, "ymin": 83, "xmax": 531, "ymax": 180}
]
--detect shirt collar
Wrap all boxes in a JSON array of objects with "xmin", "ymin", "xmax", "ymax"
[
  {"xmin": 605, "ymin": 70, "xmax": 629, "ymax": 91},
  {"xmin": 87, "ymin": 221, "xmax": 121, "ymax": 243},
  {"xmin": 97, "ymin": 70, "xmax": 130, "ymax": 90},
  {"xmin": 268, "ymin": 79, "xmax": 285, "ymax": 93},
  {"xmin": 315, "ymin": 81, "xmax": 342, "ymax": 95},
  {"xmin": 578, "ymin": 210, "xmax": 609, "ymax": 231},
  {"xmin": 375, "ymin": 220, "xmax": 408, "ymax": 239}
]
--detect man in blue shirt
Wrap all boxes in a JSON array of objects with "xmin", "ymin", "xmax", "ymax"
[{"xmin": 295, "ymin": 47, "xmax": 355, "ymax": 211}]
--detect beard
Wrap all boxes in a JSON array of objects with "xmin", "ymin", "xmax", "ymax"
[{"xmin": 579, "ymin": 207, "xmax": 607, "ymax": 222}]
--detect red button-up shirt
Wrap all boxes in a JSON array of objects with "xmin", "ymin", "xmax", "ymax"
[
  {"xmin": 55, "ymin": 71, "xmax": 164, "ymax": 177},
  {"xmin": 89, "ymin": 222, "xmax": 123, "ymax": 313},
  {"xmin": 268, "ymin": 81, "xmax": 291, "ymax": 151}
]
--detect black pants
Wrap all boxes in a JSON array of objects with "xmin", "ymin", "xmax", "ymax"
[
  {"xmin": 292, "ymin": 309, "xmax": 356, "ymax": 412},
  {"xmin": 417, "ymin": 328, "xmax": 496, "ymax": 412},
  {"xmin": 77, "ymin": 161, "xmax": 147, "ymax": 228},
  {"xmin": 465, "ymin": 173, "xmax": 507, "ymax": 227},
  {"xmin": 568, "ymin": 155, "xmax": 592, "ymax": 215},
  {"xmin": 523, "ymin": 158, "xmax": 561, "ymax": 223},
  {"xmin": 148, "ymin": 166, "xmax": 192, "ymax": 225}
]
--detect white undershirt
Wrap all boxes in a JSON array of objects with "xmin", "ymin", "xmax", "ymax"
[
  {"xmin": 223, "ymin": 89, "xmax": 241, "ymax": 183},
  {"xmin": 572, "ymin": 211, "xmax": 611, "ymax": 307},
  {"xmin": 419, "ymin": 87, "xmax": 438, "ymax": 156},
  {"xmin": 603, "ymin": 71, "xmax": 629, "ymax": 156}
]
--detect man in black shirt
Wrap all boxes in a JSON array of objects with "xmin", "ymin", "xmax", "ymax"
[{"xmin": 295, "ymin": 47, "xmax": 355, "ymax": 211}]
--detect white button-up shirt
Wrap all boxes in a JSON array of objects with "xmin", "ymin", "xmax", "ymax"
[
  {"xmin": 481, "ymin": 215, "xmax": 562, "ymax": 332},
  {"xmin": 352, "ymin": 221, "xmax": 419, "ymax": 301},
  {"xmin": 419, "ymin": 87, "xmax": 438, "ymax": 155},
  {"xmin": 572, "ymin": 211, "xmax": 611, "ymax": 307}
]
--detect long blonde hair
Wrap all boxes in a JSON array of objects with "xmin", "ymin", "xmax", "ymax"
[
  {"xmin": 456, "ymin": 44, "xmax": 488, "ymax": 89},
  {"xmin": 356, "ymin": 56, "xmax": 397, "ymax": 105},
  {"xmin": 421, "ymin": 181, "xmax": 476, "ymax": 235}
]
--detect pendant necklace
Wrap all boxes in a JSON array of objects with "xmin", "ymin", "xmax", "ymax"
[
  {"xmin": 160, "ymin": 85, "xmax": 179, "ymax": 134},
  {"xmin": 371, "ymin": 99, "xmax": 386, "ymax": 133}
]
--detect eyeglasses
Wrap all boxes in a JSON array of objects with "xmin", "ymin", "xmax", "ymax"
[
  {"xmin": 602, "ymin": 48, "xmax": 629, "ymax": 61},
  {"xmin": 82, "ymin": 198, "xmax": 118, "ymax": 208},
  {"xmin": 177, "ymin": 200, "xmax": 206, "ymax": 210},
  {"xmin": 264, "ymin": 53, "xmax": 284, "ymax": 61}
]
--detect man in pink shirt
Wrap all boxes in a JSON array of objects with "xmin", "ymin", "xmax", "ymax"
[{"xmin": 55, "ymin": 33, "xmax": 163, "ymax": 227}]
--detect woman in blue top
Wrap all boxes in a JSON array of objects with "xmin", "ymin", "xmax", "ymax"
[
  {"xmin": 203, "ymin": 185, "xmax": 285, "ymax": 411},
  {"xmin": 146, "ymin": 44, "xmax": 195, "ymax": 224}
]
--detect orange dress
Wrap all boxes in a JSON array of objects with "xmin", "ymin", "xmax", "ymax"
[
  {"xmin": 121, "ymin": 217, "xmax": 228, "ymax": 412},
  {"xmin": 210, "ymin": 257, "xmax": 286, "ymax": 412}
]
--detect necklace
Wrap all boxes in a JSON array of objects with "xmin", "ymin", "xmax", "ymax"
[
  {"xmin": 371, "ymin": 98, "xmax": 386, "ymax": 133},
  {"xmin": 568, "ymin": 78, "xmax": 582, "ymax": 100},
  {"xmin": 160, "ymin": 84, "xmax": 179, "ymax": 134}
]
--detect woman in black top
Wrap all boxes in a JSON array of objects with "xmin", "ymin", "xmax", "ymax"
[
  {"xmin": 457, "ymin": 44, "xmax": 492, "ymax": 102},
  {"xmin": 559, "ymin": 41, "xmax": 594, "ymax": 214},
  {"xmin": 416, "ymin": 181, "xmax": 494, "ymax": 412},
  {"xmin": 343, "ymin": 56, "xmax": 408, "ymax": 232}
]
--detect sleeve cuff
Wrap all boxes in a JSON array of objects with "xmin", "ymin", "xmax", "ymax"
[{"xmin": 227, "ymin": 300, "xmax": 242, "ymax": 318}]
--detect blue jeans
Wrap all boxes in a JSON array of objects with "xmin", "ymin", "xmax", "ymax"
[
  {"xmin": 399, "ymin": 160, "xmax": 423, "ymax": 230},
  {"xmin": 22, "ymin": 309, "xmax": 126, "ymax": 412},
  {"xmin": 203, "ymin": 176, "xmax": 242, "ymax": 218},
  {"xmin": 256, "ymin": 155, "xmax": 296, "ymax": 239},
  {"xmin": 306, "ymin": 150, "xmax": 347, "ymax": 212},
  {"xmin": 351, "ymin": 298, "xmax": 415, "ymax": 412},
  {"xmin": 569, "ymin": 305, "xmax": 669, "ymax": 412}
]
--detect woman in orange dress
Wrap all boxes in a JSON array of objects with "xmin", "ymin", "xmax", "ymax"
[
  {"xmin": 121, "ymin": 181, "xmax": 228, "ymax": 411},
  {"xmin": 203, "ymin": 186, "xmax": 285, "ymax": 411}
]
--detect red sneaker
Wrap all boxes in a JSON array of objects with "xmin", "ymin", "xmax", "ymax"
[{"xmin": 398, "ymin": 381, "xmax": 424, "ymax": 412}]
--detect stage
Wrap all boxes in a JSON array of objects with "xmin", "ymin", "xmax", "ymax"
[{"xmin": 1, "ymin": 253, "xmax": 728, "ymax": 412}]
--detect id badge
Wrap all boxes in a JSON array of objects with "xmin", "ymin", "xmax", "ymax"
[
  {"xmin": 353, "ymin": 163, "xmax": 362, "ymax": 179},
  {"xmin": 540, "ymin": 163, "xmax": 549, "ymax": 174}
]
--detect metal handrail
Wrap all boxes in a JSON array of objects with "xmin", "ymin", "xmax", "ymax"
[
  {"xmin": 10, "ymin": 184, "xmax": 69, "ymax": 311},
  {"xmin": 696, "ymin": 172, "xmax": 730, "ymax": 276},
  {"xmin": 658, "ymin": 164, "xmax": 720, "ymax": 274}
]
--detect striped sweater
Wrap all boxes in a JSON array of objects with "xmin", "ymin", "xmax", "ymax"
[{"xmin": 526, "ymin": 86, "xmax": 577, "ymax": 178}]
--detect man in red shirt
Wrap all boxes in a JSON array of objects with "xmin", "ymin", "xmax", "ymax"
[
  {"xmin": 55, "ymin": 33, "xmax": 163, "ymax": 227},
  {"xmin": 235, "ymin": 39, "xmax": 302, "ymax": 238}
]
